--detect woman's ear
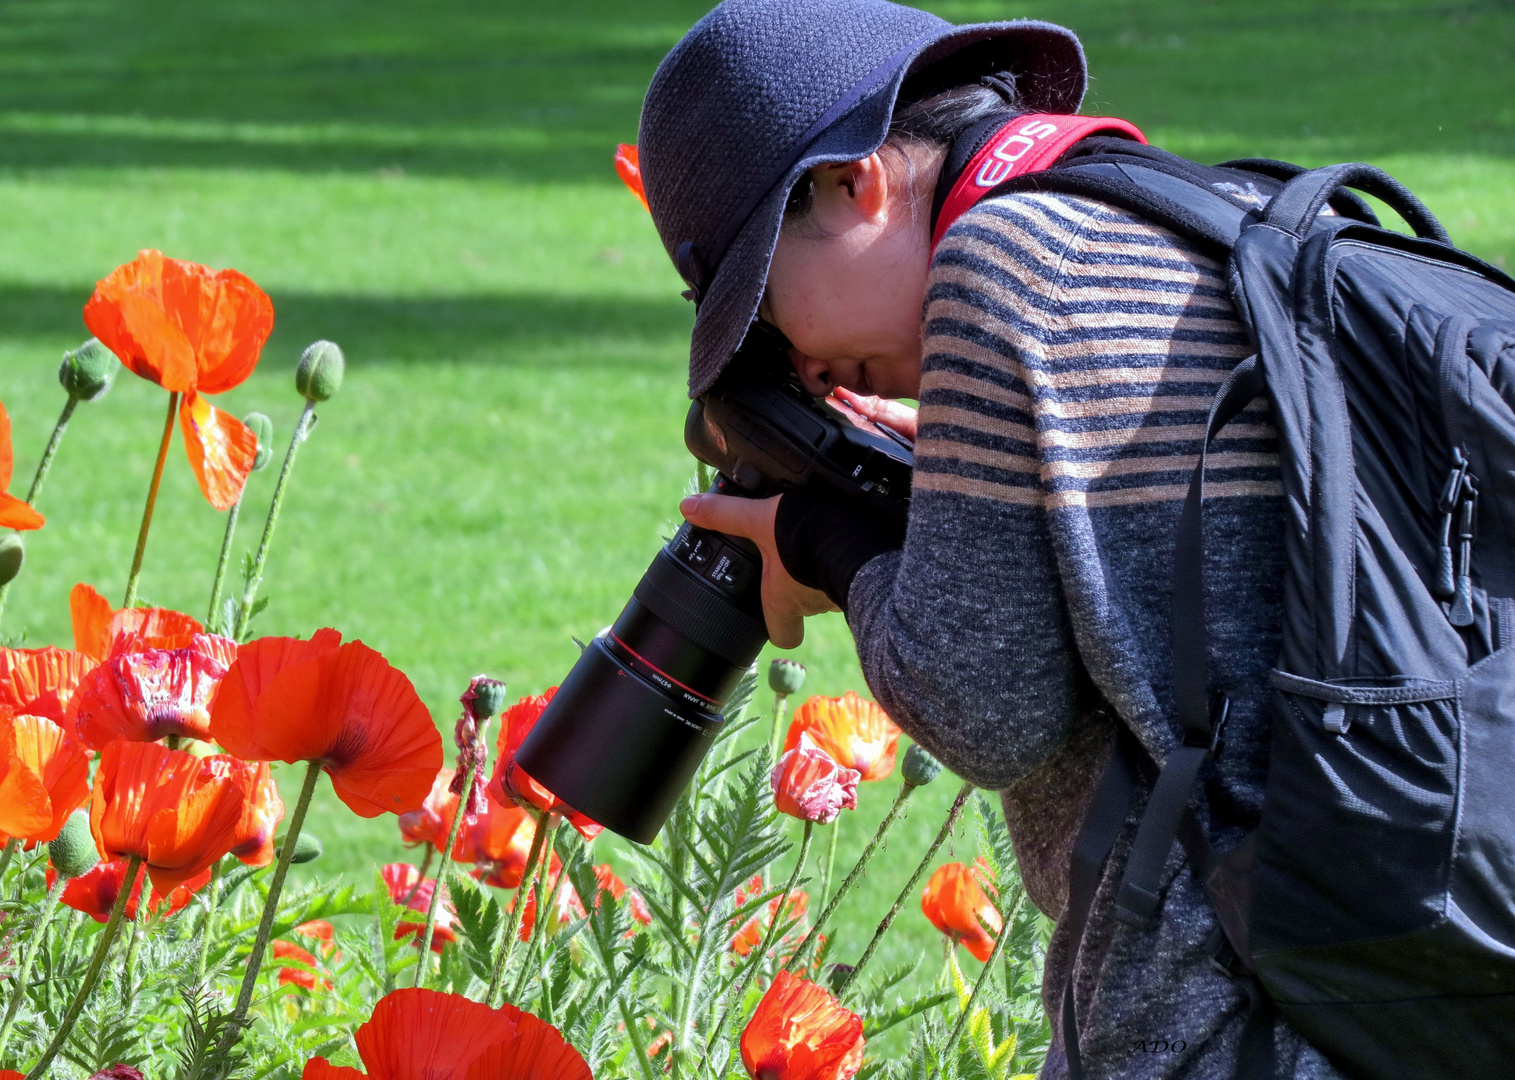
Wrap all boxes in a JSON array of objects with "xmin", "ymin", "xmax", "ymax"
[{"xmin": 812, "ymin": 153, "xmax": 890, "ymax": 227}]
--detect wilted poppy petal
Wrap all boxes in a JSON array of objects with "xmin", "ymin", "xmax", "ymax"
[
  {"xmin": 462, "ymin": 1007, "xmax": 592, "ymax": 1080},
  {"xmin": 180, "ymin": 392, "xmax": 257, "ymax": 510},
  {"xmin": 84, "ymin": 251, "xmax": 198, "ymax": 392},
  {"xmin": 0, "ymin": 647, "xmax": 97, "ymax": 724},
  {"xmin": 6, "ymin": 714, "xmax": 90, "ymax": 842},
  {"xmin": 353, "ymin": 987, "xmax": 520, "ymax": 1077},
  {"xmin": 0, "ymin": 721, "xmax": 52, "ymax": 838},
  {"xmin": 73, "ymin": 634, "xmax": 236, "ymax": 748},
  {"xmin": 159, "ymin": 260, "xmax": 272, "ymax": 394},
  {"xmin": 208, "ymin": 629, "xmax": 344, "ymax": 760},
  {"xmin": 614, "ymin": 144, "xmax": 650, "ymax": 213},
  {"xmin": 771, "ymin": 733, "xmax": 860, "ymax": 824}
]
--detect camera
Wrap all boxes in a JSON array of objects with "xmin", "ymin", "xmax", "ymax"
[{"xmin": 514, "ymin": 327, "xmax": 914, "ymax": 843}]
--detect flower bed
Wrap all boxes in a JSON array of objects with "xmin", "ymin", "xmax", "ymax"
[{"xmin": 0, "ymin": 253, "xmax": 1050, "ymax": 1079}]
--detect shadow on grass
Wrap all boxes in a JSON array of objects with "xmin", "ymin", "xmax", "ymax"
[{"xmin": 0, "ymin": 283, "xmax": 693, "ymax": 368}]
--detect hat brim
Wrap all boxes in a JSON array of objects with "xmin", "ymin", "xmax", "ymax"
[{"xmin": 686, "ymin": 19, "xmax": 1085, "ymax": 396}]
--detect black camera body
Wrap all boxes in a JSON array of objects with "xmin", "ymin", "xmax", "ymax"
[{"xmin": 514, "ymin": 336, "xmax": 913, "ymax": 843}]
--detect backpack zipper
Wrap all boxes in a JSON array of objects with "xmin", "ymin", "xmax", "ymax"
[{"xmin": 1435, "ymin": 447, "xmax": 1480, "ymax": 628}]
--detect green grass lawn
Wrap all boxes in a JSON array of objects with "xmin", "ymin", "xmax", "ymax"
[{"xmin": 0, "ymin": 0, "xmax": 1509, "ymax": 1042}]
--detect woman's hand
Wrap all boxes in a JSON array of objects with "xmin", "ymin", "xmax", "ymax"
[
  {"xmin": 678, "ymin": 493, "xmax": 839, "ymax": 649},
  {"xmin": 833, "ymin": 387, "xmax": 918, "ymax": 441}
]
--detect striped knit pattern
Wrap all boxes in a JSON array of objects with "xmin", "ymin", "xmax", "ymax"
[{"xmin": 845, "ymin": 191, "xmax": 1344, "ymax": 1079}]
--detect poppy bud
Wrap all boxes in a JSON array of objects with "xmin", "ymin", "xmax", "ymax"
[
  {"xmin": 57, "ymin": 338, "xmax": 117, "ymax": 403},
  {"xmin": 243, "ymin": 411, "xmax": 274, "ymax": 471},
  {"xmin": 825, "ymin": 963, "xmax": 854, "ymax": 995},
  {"xmin": 295, "ymin": 340, "xmax": 345, "ymax": 402},
  {"xmin": 768, "ymin": 658, "xmax": 806, "ymax": 696},
  {"xmin": 901, "ymin": 743, "xmax": 942, "ymax": 787},
  {"xmin": 48, "ymin": 809, "xmax": 99, "ymax": 879},
  {"xmin": 464, "ymin": 676, "xmax": 508, "ymax": 721},
  {"xmin": 278, "ymin": 831, "xmax": 324, "ymax": 865},
  {"xmin": 0, "ymin": 533, "xmax": 23, "ymax": 586}
]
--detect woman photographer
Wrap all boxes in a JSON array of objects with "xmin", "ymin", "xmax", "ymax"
[{"xmin": 637, "ymin": 1, "xmax": 1337, "ymax": 1077}]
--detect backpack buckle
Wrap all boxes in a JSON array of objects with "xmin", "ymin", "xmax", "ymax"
[{"xmin": 1184, "ymin": 694, "xmax": 1230, "ymax": 761}]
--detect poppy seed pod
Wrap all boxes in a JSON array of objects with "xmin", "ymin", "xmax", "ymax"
[
  {"xmin": 901, "ymin": 743, "xmax": 943, "ymax": 787},
  {"xmin": 279, "ymin": 831, "xmax": 324, "ymax": 865},
  {"xmin": 243, "ymin": 412, "xmax": 274, "ymax": 471},
  {"xmin": 295, "ymin": 340, "xmax": 345, "ymax": 402},
  {"xmin": 768, "ymin": 658, "xmax": 806, "ymax": 696},
  {"xmin": 0, "ymin": 533, "xmax": 23, "ymax": 586},
  {"xmin": 48, "ymin": 808, "xmax": 100, "ymax": 879},
  {"xmin": 466, "ymin": 676, "xmax": 509, "ymax": 721},
  {"xmin": 57, "ymin": 338, "xmax": 118, "ymax": 403}
]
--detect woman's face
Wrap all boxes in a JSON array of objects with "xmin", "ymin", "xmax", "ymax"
[{"xmin": 759, "ymin": 151, "xmax": 934, "ymax": 401}]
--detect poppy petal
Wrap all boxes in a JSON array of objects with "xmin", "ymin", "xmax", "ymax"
[
  {"xmin": 0, "ymin": 646, "xmax": 97, "ymax": 723},
  {"xmin": 169, "ymin": 264, "xmax": 273, "ymax": 394},
  {"xmin": 353, "ymin": 987, "xmax": 519, "ymax": 1077},
  {"xmin": 141, "ymin": 764, "xmax": 244, "ymax": 894},
  {"xmin": 73, "ymin": 634, "xmax": 235, "ymax": 748},
  {"xmin": 179, "ymin": 392, "xmax": 257, "ymax": 510},
  {"xmin": 0, "ymin": 492, "xmax": 43, "ymax": 531},
  {"xmin": 0, "ymin": 399, "xmax": 11, "ymax": 491},
  {"xmin": 300, "ymin": 1062, "xmax": 364, "ymax": 1079},
  {"xmin": 207, "ymin": 629, "xmax": 343, "ymax": 760},
  {"xmin": 614, "ymin": 144, "xmax": 650, "ymax": 213},
  {"xmin": 70, "ymin": 583, "xmax": 114, "ymax": 659},
  {"xmin": 0, "ymin": 722, "xmax": 52, "ymax": 838},
  {"xmin": 462, "ymin": 1008, "xmax": 592, "ymax": 1080},
  {"xmin": 84, "ymin": 251, "xmax": 198, "ymax": 392},
  {"xmin": 8, "ymin": 714, "xmax": 90, "ymax": 842}
]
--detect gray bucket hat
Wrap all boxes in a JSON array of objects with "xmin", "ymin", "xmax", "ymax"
[{"xmin": 637, "ymin": 0, "xmax": 1085, "ymax": 396}]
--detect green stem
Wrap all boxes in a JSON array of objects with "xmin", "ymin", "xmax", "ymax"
[
  {"xmin": 837, "ymin": 781, "xmax": 973, "ymax": 998},
  {"xmin": 508, "ymin": 819, "xmax": 562, "ymax": 1004},
  {"xmin": 0, "ymin": 873, "xmax": 67, "ymax": 1058},
  {"xmin": 487, "ymin": 809, "xmax": 550, "ymax": 1008},
  {"xmin": 768, "ymin": 691, "xmax": 790, "ymax": 763},
  {"xmin": 235, "ymin": 400, "xmax": 315, "ymax": 640},
  {"xmin": 784, "ymin": 780, "xmax": 919, "ymax": 975},
  {"xmin": 402, "ymin": 844, "xmax": 435, "ymax": 908},
  {"xmin": 23, "ymin": 855, "xmax": 141, "ymax": 1080},
  {"xmin": 618, "ymin": 998, "xmax": 660, "ymax": 1080},
  {"xmin": 0, "ymin": 398, "xmax": 79, "ymax": 627},
  {"xmin": 413, "ymin": 762, "xmax": 475, "ymax": 989},
  {"xmin": 936, "ymin": 888, "xmax": 1028, "ymax": 1076},
  {"xmin": 710, "ymin": 821, "xmax": 814, "ymax": 1067},
  {"xmin": 222, "ymin": 759, "xmax": 321, "ymax": 1047},
  {"xmin": 195, "ymin": 860, "xmax": 224, "ymax": 985},
  {"xmin": 819, "ymin": 818, "xmax": 841, "ymax": 908},
  {"xmin": 206, "ymin": 493, "xmax": 243, "ymax": 629},
  {"xmin": 123, "ymin": 391, "xmax": 179, "ymax": 609},
  {"xmin": 0, "ymin": 838, "xmax": 18, "ymax": 881},
  {"xmin": 119, "ymin": 917, "xmax": 143, "ymax": 1010}
]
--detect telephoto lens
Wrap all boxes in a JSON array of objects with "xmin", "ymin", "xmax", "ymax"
[{"xmin": 514, "ymin": 480, "xmax": 767, "ymax": 844}]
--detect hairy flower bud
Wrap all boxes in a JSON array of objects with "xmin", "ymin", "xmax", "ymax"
[
  {"xmin": 0, "ymin": 533, "xmax": 23, "ymax": 587},
  {"xmin": 243, "ymin": 411, "xmax": 274, "ymax": 471},
  {"xmin": 901, "ymin": 743, "xmax": 943, "ymax": 787},
  {"xmin": 295, "ymin": 340, "xmax": 345, "ymax": 402},
  {"xmin": 48, "ymin": 809, "xmax": 99, "ymax": 879},
  {"xmin": 58, "ymin": 338, "xmax": 118, "ymax": 403},
  {"xmin": 279, "ymin": 831, "xmax": 324, "ymax": 865},
  {"xmin": 768, "ymin": 658, "xmax": 807, "ymax": 696}
]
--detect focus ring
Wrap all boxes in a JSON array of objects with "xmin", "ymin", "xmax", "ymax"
[{"xmin": 634, "ymin": 551, "xmax": 768, "ymax": 667}]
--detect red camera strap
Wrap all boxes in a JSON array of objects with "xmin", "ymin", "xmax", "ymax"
[{"xmin": 930, "ymin": 113, "xmax": 1147, "ymax": 253}]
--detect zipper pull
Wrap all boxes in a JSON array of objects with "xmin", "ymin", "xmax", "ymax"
[
  {"xmin": 1449, "ymin": 474, "xmax": 1478, "ymax": 629},
  {"xmin": 1434, "ymin": 450, "xmax": 1467, "ymax": 601}
]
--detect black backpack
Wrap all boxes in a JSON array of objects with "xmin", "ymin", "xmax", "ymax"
[{"xmin": 952, "ymin": 136, "xmax": 1515, "ymax": 1077}]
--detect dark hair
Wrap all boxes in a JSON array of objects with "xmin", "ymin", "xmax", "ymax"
[{"xmin": 782, "ymin": 72, "xmax": 1023, "ymax": 219}]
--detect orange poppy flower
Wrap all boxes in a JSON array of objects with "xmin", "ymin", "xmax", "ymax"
[
  {"xmin": 83, "ymin": 250, "xmax": 270, "ymax": 509},
  {"xmin": 209, "ymin": 630, "xmax": 444, "ymax": 818},
  {"xmin": 730, "ymin": 874, "xmax": 809, "ymax": 957},
  {"xmin": 460, "ymin": 798, "xmax": 542, "ymax": 890},
  {"xmin": 49, "ymin": 859, "xmax": 210, "ymax": 922},
  {"xmin": 300, "ymin": 987, "xmax": 591, "ymax": 1079},
  {"xmin": 593, "ymin": 863, "xmax": 651, "ymax": 929},
  {"xmin": 784, "ymin": 692, "xmax": 901, "ymax": 782},
  {"xmin": 771, "ymin": 734, "xmax": 860, "ymax": 824},
  {"xmin": 274, "ymin": 940, "xmax": 331, "ymax": 991},
  {"xmin": 295, "ymin": 919, "xmax": 339, "ymax": 958},
  {"xmin": 70, "ymin": 583, "xmax": 202, "ymax": 662},
  {"xmin": 0, "ymin": 400, "xmax": 43, "ymax": 531},
  {"xmin": 90, "ymin": 738, "xmax": 247, "ymax": 894},
  {"xmin": 0, "ymin": 714, "xmax": 90, "ymax": 844},
  {"xmin": 382, "ymin": 863, "xmax": 458, "ymax": 953},
  {"xmin": 920, "ymin": 861, "xmax": 1002, "ymax": 963},
  {"xmin": 399, "ymin": 767, "xmax": 459, "ymax": 850},
  {"xmin": 0, "ymin": 647, "xmax": 96, "ymax": 724},
  {"xmin": 198, "ymin": 755, "xmax": 285, "ymax": 866},
  {"xmin": 486, "ymin": 688, "xmax": 602, "ymax": 840},
  {"xmin": 614, "ymin": 144, "xmax": 651, "ymax": 213},
  {"xmin": 71, "ymin": 633, "xmax": 237, "ymax": 749},
  {"xmin": 740, "ymin": 970, "xmax": 865, "ymax": 1080}
]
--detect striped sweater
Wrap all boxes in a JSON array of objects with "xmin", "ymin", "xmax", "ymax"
[{"xmin": 845, "ymin": 192, "xmax": 1345, "ymax": 1079}]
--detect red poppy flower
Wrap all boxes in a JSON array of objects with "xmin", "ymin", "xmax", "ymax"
[
  {"xmin": 920, "ymin": 861, "xmax": 1002, "ymax": 963},
  {"xmin": 0, "ymin": 714, "xmax": 90, "ymax": 844},
  {"xmin": 485, "ymin": 689, "xmax": 601, "ymax": 840},
  {"xmin": 49, "ymin": 858, "xmax": 211, "ymax": 922},
  {"xmin": 399, "ymin": 767, "xmax": 459, "ymax": 850},
  {"xmin": 83, "ymin": 250, "xmax": 269, "ymax": 509},
  {"xmin": 198, "ymin": 755, "xmax": 285, "ymax": 866},
  {"xmin": 209, "ymin": 630, "xmax": 444, "ymax": 818},
  {"xmin": 382, "ymin": 863, "xmax": 457, "ymax": 953},
  {"xmin": 295, "ymin": 919, "xmax": 339, "ymax": 958},
  {"xmin": 274, "ymin": 939, "xmax": 331, "ymax": 991},
  {"xmin": 70, "ymin": 583, "xmax": 203, "ymax": 662},
  {"xmin": 299, "ymin": 987, "xmax": 591, "ymax": 1079},
  {"xmin": 461, "ymin": 799, "xmax": 542, "ymax": 890},
  {"xmin": 771, "ymin": 734, "xmax": 860, "ymax": 824},
  {"xmin": 593, "ymin": 863, "xmax": 651, "ymax": 928},
  {"xmin": 71, "ymin": 633, "xmax": 237, "ymax": 749},
  {"xmin": 0, "ymin": 647, "xmax": 96, "ymax": 724},
  {"xmin": 90, "ymin": 738, "xmax": 247, "ymax": 894},
  {"xmin": 784, "ymin": 692, "xmax": 901, "ymax": 782},
  {"xmin": 730, "ymin": 874, "xmax": 809, "ymax": 957},
  {"xmin": 741, "ymin": 970, "xmax": 865, "ymax": 1080},
  {"xmin": 512, "ymin": 868, "xmax": 585, "ymax": 942},
  {"xmin": 0, "ymin": 400, "xmax": 43, "ymax": 531},
  {"xmin": 614, "ymin": 144, "xmax": 651, "ymax": 213}
]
